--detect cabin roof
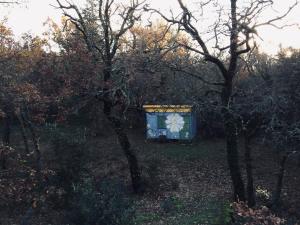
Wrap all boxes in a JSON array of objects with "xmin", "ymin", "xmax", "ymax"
[{"xmin": 143, "ymin": 105, "xmax": 193, "ymax": 113}]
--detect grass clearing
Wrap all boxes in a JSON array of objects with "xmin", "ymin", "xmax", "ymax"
[
  {"xmin": 2, "ymin": 126, "xmax": 300, "ymax": 224},
  {"xmin": 133, "ymin": 196, "xmax": 232, "ymax": 225},
  {"xmin": 157, "ymin": 140, "xmax": 225, "ymax": 161}
]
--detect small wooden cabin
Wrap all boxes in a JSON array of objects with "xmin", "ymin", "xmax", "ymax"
[{"xmin": 143, "ymin": 105, "xmax": 196, "ymax": 140}]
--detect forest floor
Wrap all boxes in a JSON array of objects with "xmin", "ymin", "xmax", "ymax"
[{"xmin": 1, "ymin": 126, "xmax": 300, "ymax": 225}]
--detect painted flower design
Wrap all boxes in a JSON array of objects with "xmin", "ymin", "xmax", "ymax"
[
  {"xmin": 166, "ymin": 113, "xmax": 185, "ymax": 133},
  {"xmin": 147, "ymin": 123, "xmax": 155, "ymax": 137}
]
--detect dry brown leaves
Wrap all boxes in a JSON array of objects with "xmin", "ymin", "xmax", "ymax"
[{"xmin": 233, "ymin": 201, "xmax": 287, "ymax": 225}]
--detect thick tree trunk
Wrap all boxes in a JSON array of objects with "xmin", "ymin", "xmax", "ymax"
[
  {"xmin": 222, "ymin": 78, "xmax": 245, "ymax": 201},
  {"xmin": 17, "ymin": 113, "xmax": 30, "ymax": 154},
  {"xmin": 28, "ymin": 123, "xmax": 41, "ymax": 171},
  {"xmin": 102, "ymin": 61, "xmax": 142, "ymax": 193},
  {"xmin": 2, "ymin": 114, "xmax": 11, "ymax": 146},
  {"xmin": 221, "ymin": 0, "xmax": 246, "ymax": 200},
  {"xmin": 244, "ymin": 136, "xmax": 255, "ymax": 207},
  {"xmin": 223, "ymin": 108, "xmax": 246, "ymax": 201},
  {"xmin": 108, "ymin": 116, "xmax": 142, "ymax": 193},
  {"xmin": 271, "ymin": 154, "xmax": 288, "ymax": 208},
  {"xmin": 23, "ymin": 114, "xmax": 42, "ymax": 173},
  {"xmin": 0, "ymin": 147, "xmax": 7, "ymax": 170}
]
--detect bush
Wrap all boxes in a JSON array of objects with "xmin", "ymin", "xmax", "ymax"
[
  {"xmin": 160, "ymin": 196, "xmax": 184, "ymax": 214},
  {"xmin": 48, "ymin": 126, "xmax": 89, "ymax": 206},
  {"xmin": 52, "ymin": 138, "xmax": 87, "ymax": 185},
  {"xmin": 48, "ymin": 126, "xmax": 135, "ymax": 225},
  {"xmin": 66, "ymin": 178, "xmax": 135, "ymax": 225}
]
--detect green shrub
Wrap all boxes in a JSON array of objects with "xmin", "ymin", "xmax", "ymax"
[
  {"xmin": 175, "ymin": 199, "xmax": 232, "ymax": 225},
  {"xmin": 160, "ymin": 196, "xmax": 184, "ymax": 214},
  {"xmin": 67, "ymin": 178, "xmax": 135, "ymax": 225},
  {"xmin": 49, "ymin": 126, "xmax": 89, "ymax": 206}
]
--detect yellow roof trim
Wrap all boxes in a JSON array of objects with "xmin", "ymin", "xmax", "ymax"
[
  {"xmin": 143, "ymin": 105, "xmax": 193, "ymax": 113},
  {"xmin": 143, "ymin": 105, "xmax": 193, "ymax": 109},
  {"xmin": 144, "ymin": 108, "xmax": 192, "ymax": 113}
]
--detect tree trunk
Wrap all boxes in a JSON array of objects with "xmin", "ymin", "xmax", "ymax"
[
  {"xmin": 223, "ymin": 108, "xmax": 246, "ymax": 201},
  {"xmin": 108, "ymin": 116, "xmax": 142, "ymax": 193},
  {"xmin": 17, "ymin": 113, "xmax": 30, "ymax": 154},
  {"xmin": 23, "ymin": 114, "xmax": 41, "ymax": 173},
  {"xmin": 101, "ymin": 60, "xmax": 142, "ymax": 193},
  {"xmin": 222, "ymin": 78, "xmax": 246, "ymax": 201},
  {"xmin": 271, "ymin": 153, "xmax": 288, "ymax": 208},
  {"xmin": 2, "ymin": 114, "xmax": 11, "ymax": 146},
  {"xmin": 0, "ymin": 147, "xmax": 7, "ymax": 170},
  {"xmin": 28, "ymin": 123, "xmax": 41, "ymax": 171},
  {"xmin": 244, "ymin": 136, "xmax": 255, "ymax": 207}
]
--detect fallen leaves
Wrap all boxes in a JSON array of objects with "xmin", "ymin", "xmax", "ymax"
[{"xmin": 233, "ymin": 201, "xmax": 286, "ymax": 225}]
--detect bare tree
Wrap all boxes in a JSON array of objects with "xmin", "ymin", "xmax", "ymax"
[
  {"xmin": 55, "ymin": 0, "xmax": 145, "ymax": 193},
  {"xmin": 150, "ymin": 0, "xmax": 298, "ymax": 201}
]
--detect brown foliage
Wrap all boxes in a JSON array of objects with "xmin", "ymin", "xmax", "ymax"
[{"xmin": 232, "ymin": 202, "xmax": 287, "ymax": 225}]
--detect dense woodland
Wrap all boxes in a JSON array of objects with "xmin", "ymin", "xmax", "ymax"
[{"xmin": 0, "ymin": 0, "xmax": 300, "ymax": 224}]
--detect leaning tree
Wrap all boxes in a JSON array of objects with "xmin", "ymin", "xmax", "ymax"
[
  {"xmin": 55, "ymin": 0, "xmax": 145, "ymax": 193},
  {"xmin": 151, "ymin": 0, "xmax": 298, "ymax": 201}
]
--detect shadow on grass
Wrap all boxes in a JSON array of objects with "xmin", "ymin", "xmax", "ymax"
[
  {"xmin": 153, "ymin": 139, "xmax": 225, "ymax": 162},
  {"xmin": 134, "ymin": 197, "xmax": 232, "ymax": 225}
]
